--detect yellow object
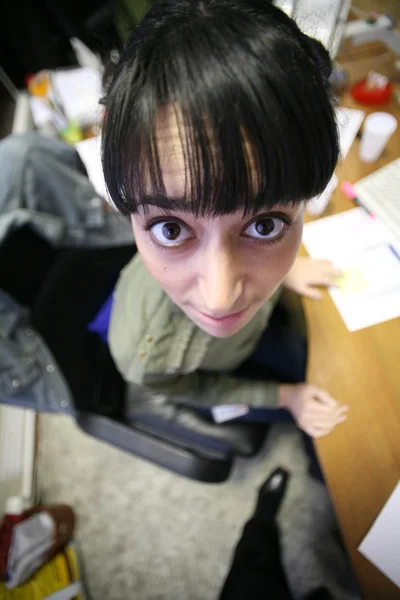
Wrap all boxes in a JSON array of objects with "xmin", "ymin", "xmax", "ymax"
[
  {"xmin": 337, "ymin": 266, "xmax": 369, "ymax": 295},
  {"xmin": 60, "ymin": 121, "xmax": 84, "ymax": 144},
  {"xmin": 0, "ymin": 543, "xmax": 84, "ymax": 600}
]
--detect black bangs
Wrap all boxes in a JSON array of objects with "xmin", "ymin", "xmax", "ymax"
[{"xmin": 102, "ymin": 0, "xmax": 339, "ymax": 217}]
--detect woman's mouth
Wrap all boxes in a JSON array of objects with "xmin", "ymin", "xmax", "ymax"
[{"xmin": 191, "ymin": 306, "xmax": 249, "ymax": 329}]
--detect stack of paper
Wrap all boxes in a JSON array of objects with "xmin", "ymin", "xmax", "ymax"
[
  {"xmin": 52, "ymin": 67, "xmax": 103, "ymax": 126},
  {"xmin": 303, "ymin": 208, "xmax": 400, "ymax": 331}
]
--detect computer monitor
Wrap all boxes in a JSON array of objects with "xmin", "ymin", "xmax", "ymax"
[{"xmin": 276, "ymin": 0, "xmax": 351, "ymax": 58}]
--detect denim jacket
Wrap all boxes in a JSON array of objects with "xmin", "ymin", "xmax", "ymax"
[
  {"xmin": 0, "ymin": 289, "xmax": 73, "ymax": 414},
  {"xmin": 0, "ymin": 133, "xmax": 134, "ymax": 413},
  {"xmin": 0, "ymin": 133, "xmax": 133, "ymax": 249}
]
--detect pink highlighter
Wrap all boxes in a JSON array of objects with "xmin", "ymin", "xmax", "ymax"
[
  {"xmin": 342, "ymin": 181, "xmax": 400, "ymax": 261},
  {"xmin": 341, "ymin": 181, "xmax": 375, "ymax": 218}
]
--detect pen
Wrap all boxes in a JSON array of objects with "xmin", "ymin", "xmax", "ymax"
[
  {"xmin": 389, "ymin": 245, "xmax": 400, "ymax": 261},
  {"xmin": 342, "ymin": 182, "xmax": 400, "ymax": 262},
  {"xmin": 341, "ymin": 181, "xmax": 376, "ymax": 218}
]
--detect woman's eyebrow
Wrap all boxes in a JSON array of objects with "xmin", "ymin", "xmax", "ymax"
[
  {"xmin": 139, "ymin": 195, "xmax": 194, "ymax": 213},
  {"xmin": 138, "ymin": 194, "xmax": 299, "ymax": 214}
]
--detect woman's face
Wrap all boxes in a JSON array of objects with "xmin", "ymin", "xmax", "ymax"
[{"xmin": 131, "ymin": 110, "xmax": 304, "ymax": 338}]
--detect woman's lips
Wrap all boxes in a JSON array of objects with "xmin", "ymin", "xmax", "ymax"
[{"xmin": 192, "ymin": 307, "xmax": 249, "ymax": 328}]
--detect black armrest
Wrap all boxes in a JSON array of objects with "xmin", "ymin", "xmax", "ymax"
[{"xmin": 76, "ymin": 411, "xmax": 233, "ymax": 483}]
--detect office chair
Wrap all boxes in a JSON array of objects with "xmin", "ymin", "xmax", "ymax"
[
  {"xmin": 29, "ymin": 242, "xmax": 272, "ymax": 483},
  {"xmin": 1, "ymin": 223, "xmax": 306, "ymax": 483}
]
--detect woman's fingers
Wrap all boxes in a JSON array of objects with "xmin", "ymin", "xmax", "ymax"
[
  {"xmin": 299, "ymin": 384, "xmax": 349, "ymax": 438},
  {"xmin": 302, "ymin": 285, "xmax": 323, "ymax": 300},
  {"xmin": 305, "ymin": 409, "xmax": 349, "ymax": 438},
  {"xmin": 310, "ymin": 387, "xmax": 338, "ymax": 408},
  {"xmin": 312, "ymin": 259, "xmax": 342, "ymax": 275},
  {"xmin": 308, "ymin": 261, "xmax": 344, "ymax": 286},
  {"xmin": 308, "ymin": 410, "xmax": 348, "ymax": 428},
  {"xmin": 310, "ymin": 427, "xmax": 334, "ymax": 439},
  {"xmin": 307, "ymin": 420, "xmax": 346, "ymax": 439},
  {"xmin": 305, "ymin": 423, "xmax": 333, "ymax": 438},
  {"xmin": 309, "ymin": 403, "xmax": 349, "ymax": 418}
]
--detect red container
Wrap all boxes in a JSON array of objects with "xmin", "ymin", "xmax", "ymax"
[{"xmin": 351, "ymin": 78, "xmax": 393, "ymax": 105}]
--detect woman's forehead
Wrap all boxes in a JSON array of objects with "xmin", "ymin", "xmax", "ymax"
[
  {"xmin": 153, "ymin": 105, "xmax": 198, "ymax": 196},
  {"xmin": 153, "ymin": 105, "xmax": 257, "ymax": 199}
]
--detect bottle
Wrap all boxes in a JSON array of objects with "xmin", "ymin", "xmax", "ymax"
[
  {"xmin": 6, "ymin": 504, "xmax": 75, "ymax": 589},
  {"xmin": 0, "ymin": 496, "xmax": 25, "ymax": 581}
]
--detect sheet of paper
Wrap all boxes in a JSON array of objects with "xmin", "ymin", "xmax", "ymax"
[
  {"xmin": 29, "ymin": 97, "xmax": 66, "ymax": 130},
  {"xmin": 358, "ymin": 481, "xmax": 400, "ymax": 588},
  {"xmin": 212, "ymin": 405, "xmax": 249, "ymax": 424},
  {"xmin": 52, "ymin": 67, "xmax": 103, "ymax": 126},
  {"xmin": 303, "ymin": 208, "xmax": 400, "ymax": 331},
  {"xmin": 335, "ymin": 107, "xmax": 365, "ymax": 159},
  {"xmin": 75, "ymin": 136, "xmax": 108, "ymax": 200}
]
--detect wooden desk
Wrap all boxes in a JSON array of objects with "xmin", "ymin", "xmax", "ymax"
[{"xmin": 303, "ymin": 94, "xmax": 400, "ymax": 599}]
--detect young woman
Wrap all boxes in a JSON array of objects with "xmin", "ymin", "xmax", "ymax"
[{"xmin": 101, "ymin": 0, "xmax": 349, "ymax": 440}]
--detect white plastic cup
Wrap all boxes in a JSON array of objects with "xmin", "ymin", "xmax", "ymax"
[{"xmin": 359, "ymin": 112, "xmax": 397, "ymax": 163}]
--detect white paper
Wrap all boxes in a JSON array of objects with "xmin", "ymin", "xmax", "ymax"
[
  {"xmin": 303, "ymin": 208, "xmax": 400, "ymax": 331},
  {"xmin": 358, "ymin": 481, "xmax": 400, "ymax": 588},
  {"xmin": 52, "ymin": 67, "xmax": 103, "ymax": 126},
  {"xmin": 307, "ymin": 174, "xmax": 338, "ymax": 217},
  {"xmin": 335, "ymin": 107, "xmax": 365, "ymax": 159},
  {"xmin": 75, "ymin": 136, "xmax": 108, "ymax": 200},
  {"xmin": 212, "ymin": 405, "xmax": 249, "ymax": 424},
  {"xmin": 306, "ymin": 108, "xmax": 364, "ymax": 217}
]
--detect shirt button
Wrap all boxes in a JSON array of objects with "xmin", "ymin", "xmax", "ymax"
[
  {"xmin": 139, "ymin": 349, "xmax": 147, "ymax": 358},
  {"xmin": 24, "ymin": 328, "xmax": 34, "ymax": 337},
  {"xmin": 145, "ymin": 335, "xmax": 153, "ymax": 343},
  {"xmin": 12, "ymin": 379, "xmax": 21, "ymax": 388},
  {"xmin": 60, "ymin": 399, "xmax": 69, "ymax": 409},
  {"xmin": 46, "ymin": 364, "xmax": 55, "ymax": 373}
]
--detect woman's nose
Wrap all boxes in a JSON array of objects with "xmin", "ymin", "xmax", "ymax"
[{"xmin": 198, "ymin": 246, "xmax": 243, "ymax": 315}]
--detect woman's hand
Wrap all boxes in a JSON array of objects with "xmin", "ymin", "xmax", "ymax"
[
  {"xmin": 284, "ymin": 257, "xmax": 342, "ymax": 300},
  {"xmin": 278, "ymin": 383, "xmax": 349, "ymax": 439}
]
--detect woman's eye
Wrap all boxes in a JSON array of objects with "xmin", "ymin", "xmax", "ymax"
[
  {"xmin": 243, "ymin": 217, "xmax": 286, "ymax": 242},
  {"xmin": 150, "ymin": 221, "xmax": 193, "ymax": 246}
]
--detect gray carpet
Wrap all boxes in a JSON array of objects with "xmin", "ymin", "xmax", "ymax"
[{"xmin": 37, "ymin": 416, "xmax": 361, "ymax": 600}]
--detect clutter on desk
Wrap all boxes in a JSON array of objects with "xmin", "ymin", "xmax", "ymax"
[
  {"xmin": 358, "ymin": 480, "xmax": 400, "ymax": 590},
  {"xmin": 306, "ymin": 107, "xmax": 365, "ymax": 217},
  {"xmin": 28, "ymin": 66, "xmax": 103, "ymax": 141},
  {"xmin": 335, "ymin": 107, "xmax": 366, "ymax": 160},
  {"xmin": 303, "ymin": 207, "xmax": 400, "ymax": 331},
  {"xmin": 351, "ymin": 71, "xmax": 393, "ymax": 105},
  {"xmin": 0, "ymin": 498, "xmax": 83, "ymax": 598}
]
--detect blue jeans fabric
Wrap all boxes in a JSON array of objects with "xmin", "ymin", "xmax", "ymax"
[
  {"xmin": 0, "ymin": 132, "xmax": 134, "ymax": 414},
  {"xmin": 0, "ymin": 133, "xmax": 133, "ymax": 248},
  {"xmin": 0, "ymin": 288, "xmax": 73, "ymax": 414}
]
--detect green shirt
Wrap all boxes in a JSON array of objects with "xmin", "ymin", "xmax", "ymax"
[{"xmin": 109, "ymin": 253, "xmax": 282, "ymax": 408}]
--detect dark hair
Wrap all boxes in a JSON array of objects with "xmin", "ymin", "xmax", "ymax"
[{"xmin": 102, "ymin": 0, "xmax": 339, "ymax": 217}]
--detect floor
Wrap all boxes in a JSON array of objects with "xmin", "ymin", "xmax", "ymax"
[{"xmin": 37, "ymin": 417, "xmax": 360, "ymax": 600}]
